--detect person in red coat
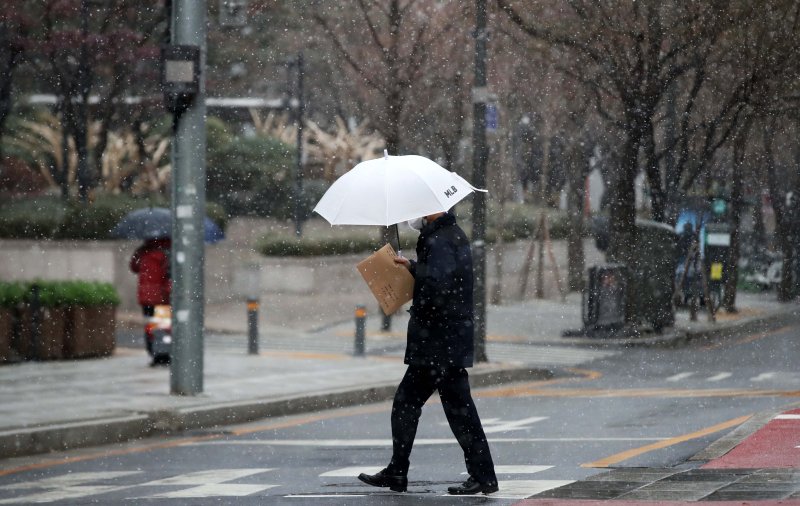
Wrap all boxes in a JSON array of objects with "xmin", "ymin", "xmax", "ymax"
[{"xmin": 129, "ymin": 237, "xmax": 171, "ymax": 317}]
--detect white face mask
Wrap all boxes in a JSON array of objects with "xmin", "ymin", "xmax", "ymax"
[{"xmin": 407, "ymin": 217, "xmax": 425, "ymax": 231}]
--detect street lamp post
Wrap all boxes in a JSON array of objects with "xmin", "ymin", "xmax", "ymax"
[
  {"xmin": 471, "ymin": 0, "xmax": 489, "ymax": 363},
  {"xmin": 289, "ymin": 52, "xmax": 305, "ymax": 238},
  {"xmin": 75, "ymin": 0, "xmax": 93, "ymax": 203},
  {"xmin": 163, "ymin": 1, "xmax": 207, "ymax": 396}
]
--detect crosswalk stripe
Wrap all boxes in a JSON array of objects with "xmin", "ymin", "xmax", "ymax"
[
  {"xmin": 143, "ymin": 484, "xmax": 278, "ymax": 499},
  {"xmin": 666, "ymin": 372, "xmax": 694, "ymax": 382},
  {"xmin": 484, "ymin": 416, "xmax": 547, "ymax": 433},
  {"xmin": 320, "ymin": 467, "xmax": 383, "ymax": 477},
  {"xmin": 192, "ymin": 437, "xmax": 666, "ymax": 447},
  {"xmin": 141, "ymin": 469, "xmax": 273, "ymax": 486},
  {"xmin": 707, "ymin": 372, "xmax": 732, "ymax": 382},
  {"xmin": 438, "ymin": 479, "xmax": 574, "ymax": 499},
  {"xmin": 462, "ymin": 465, "xmax": 552, "ymax": 474},
  {"xmin": 751, "ymin": 372, "xmax": 777, "ymax": 382}
]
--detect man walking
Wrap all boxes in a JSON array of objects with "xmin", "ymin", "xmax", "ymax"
[{"xmin": 357, "ymin": 211, "xmax": 498, "ymax": 495}]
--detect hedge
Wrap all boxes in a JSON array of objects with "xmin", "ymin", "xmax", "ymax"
[
  {"xmin": 0, "ymin": 195, "xmax": 228, "ymax": 240},
  {"xmin": 257, "ymin": 235, "xmax": 382, "ymax": 257},
  {"xmin": 0, "ymin": 280, "xmax": 120, "ymax": 307},
  {"xmin": 0, "ymin": 281, "xmax": 26, "ymax": 307}
]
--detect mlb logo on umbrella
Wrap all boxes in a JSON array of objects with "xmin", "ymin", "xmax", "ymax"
[{"xmin": 444, "ymin": 186, "xmax": 458, "ymax": 198}]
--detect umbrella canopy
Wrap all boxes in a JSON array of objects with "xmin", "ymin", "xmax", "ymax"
[
  {"xmin": 313, "ymin": 153, "xmax": 486, "ymax": 227},
  {"xmin": 110, "ymin": 207, "xmax": 224, "ymax": 243}
]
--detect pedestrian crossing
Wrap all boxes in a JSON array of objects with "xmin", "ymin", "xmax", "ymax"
[
  {"xmin": 664, "ymin": 370, "xmax": 799, "ymax": 383},
  {"xmin": 0, "ymin": 465, "xmax": 573, "ymax": 502}
]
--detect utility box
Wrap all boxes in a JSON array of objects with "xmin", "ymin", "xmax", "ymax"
[
  {"xmin": 629, "ymin": 220, "xmax": 678, "ymax": 332},
  {"xmin": 704, "ymin": 222, "xmax": 731, "ymax": 306},
  {"xmin": 583, "ymin": 264, "xmax": 627, "ymax": 336}
]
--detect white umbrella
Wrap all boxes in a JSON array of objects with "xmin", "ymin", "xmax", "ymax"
[{"xmin": 313, "ymin": 151, "xmax": 486, "ymax": 227}]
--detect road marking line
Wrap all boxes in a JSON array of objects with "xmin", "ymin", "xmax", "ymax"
[
  {"xmin": 143, "ymin": 484, "xmax": 278, "ymax": 499},
  {"xmin": 666, "ymin": 372, "xmax": 694, "ymax": 382},
  {"xmin": 702, "ymin": 325, "xmax": 791, "ymax": 350},
  {"xmin": 707, "ymin": 372, "xmax": 732, "ymax": 382},
  {"xmin": 191, "ymin": 437, "xmax": 667, "ymax": 447},
  {"xmin": 320, "ymin": 466, "xmax": 383, "ymax": 477},
  {"xmin": 286, "ymin": 495, "xmax": 367, "ymax": 498},
  {"xmin": 582, "ymin": 414, "xmax": 751, "ymax": 468},
  {"xmin": 752, "ymin": 372, "xmax": 778, "ymax": 382},
  {"xmin": 484, "ymin": 416, "xmax": 548, "ymax": 433},
  {"xmin": 477, "ymin": 387, "xmax": 800, "ymax": 399},
  {"xmin": 0, "ymin": 471, "xmax": 140, "ymax": 490},
  {"xmin": 477, "ymin": 368, "xmax": 602, "ymax": 398},
  {"xmin": 0, "ymin": 471, "xmax": 143, "ymax": 504},
  {"xmin": 462, "ymin": 465, "xmax": 552, "ymax": 475},
  {"xmin": 438, "ymin": 480, "xmax": 574, "ymax": 499},
  {"xmin": 0, "ymin": 405, "xmax": 390, "ymax": 478},
  {"xmin": 142, "ymin": 469, "xmax": 273, "ymax": 486}
]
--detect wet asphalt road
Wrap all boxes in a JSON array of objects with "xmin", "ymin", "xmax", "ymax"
[{"xmin": 1, "ymin": 320, "xmax": 798, "ymax": 504}]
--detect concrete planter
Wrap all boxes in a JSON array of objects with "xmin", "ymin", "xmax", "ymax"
[
  {"xmin": 0, "ymin": 308, "xmax": 11, "ymax": 363},
  {"xmin": 17, "ymin": 306, "xmax": 66, "ymax": 361},
  {"xmin": 65, "ymin": 306, "xmax": 116, "ymax": 358}
]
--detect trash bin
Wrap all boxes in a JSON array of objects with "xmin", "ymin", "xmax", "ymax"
[
  {"xmin": 590, "ymin": 217, "xmax": 678, "ymax": 332},
  {"xmin": 630, "ymin": 220, "xmax": 678, "ymax": 332}
]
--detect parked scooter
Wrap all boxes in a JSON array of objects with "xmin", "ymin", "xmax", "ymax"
[{"xmin": 145, "ymin": 305, "xmax": 172, "ymax": 365}]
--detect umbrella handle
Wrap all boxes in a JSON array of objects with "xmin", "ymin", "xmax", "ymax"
[{"xmin": 394, "ymin": 223, "xmax": 402, "ymax": 257}]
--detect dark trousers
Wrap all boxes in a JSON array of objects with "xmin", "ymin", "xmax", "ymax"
[{"xmin": 389, "ymin": 365, "xmax": 497, "ymax": 485}]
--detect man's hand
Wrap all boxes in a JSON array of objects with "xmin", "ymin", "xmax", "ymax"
[{"xmin": 394, "ymin": 256, "xmax": 411, "ymax": 270}]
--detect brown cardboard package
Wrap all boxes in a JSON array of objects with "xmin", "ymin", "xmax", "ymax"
[{"xmin": 356, "ymin": 244, "xmax": 414, "ymax": 315}]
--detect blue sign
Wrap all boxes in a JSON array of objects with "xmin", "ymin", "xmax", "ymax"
[{"xmin": 485, "ymin": 104, "xmax": 498, "ymax": 132}]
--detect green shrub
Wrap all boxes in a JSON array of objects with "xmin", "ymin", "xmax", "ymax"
[
  {"xmin": 26, "ymin": 280, "xmax": 68, "ymax": 307},
  {"xmin": 0, "ymin": 197, "xmax": 66, "ymax": 239},
  {"xmin": 0, "ymin": 281, "xmax": 26, "ymax": 307},
  {"xmin": 205, "ymin": 201, "xmax": 229, "ymax": 230},
  {"xmin": 257, "ymin": 235, "xmax": 380, "ymax": 257},
  {"xmin": 57, "ymin": 281, "xmax": 121, "ymax": 306},
  {"xmin": 16, "ymin": 280, "xmax": 120, "ymax": 307},
  {"xmin": 55, "ymin": 199, "xmax": 136, "ymax": 240},
  {"xmin": 0, "ymin": 194, "xmax": 227, "ymax": 240},
  {"xmin": 207, "ymin": 135, "xmax": 296, "ymax": 218}
]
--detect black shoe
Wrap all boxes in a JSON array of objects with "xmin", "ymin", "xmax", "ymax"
[
  {"xmin": 358, "ymin": 468, "xmax": 408, "ymax": 492},
  {"xmin": 447, "ymin": 476, "xmax": 499, "ymax": 495}
]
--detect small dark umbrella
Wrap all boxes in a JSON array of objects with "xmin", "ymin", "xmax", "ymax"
[{"xmin": 110, "ymin": 207, "xmax": 224, "ymax": 243}]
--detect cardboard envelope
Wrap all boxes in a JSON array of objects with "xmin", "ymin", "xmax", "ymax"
[{"xmin": 356, "ymin": 243, "xmax": 414, "ymax": 315}]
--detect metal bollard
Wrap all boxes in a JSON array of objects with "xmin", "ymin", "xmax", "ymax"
[
  {"xmin": 354, "ymin": 305, "xmax": 366, "ymax": 356},
  {"xmin": 30, "ymin": 283, "xmax": 41, "ymax": 361},
  {"xmin": 247, "ymin": 298, "xmax": 259, "ymax": 355},
  {"xmin": 381, "ymin": 308, "xmax": 391, "ymax": 331}
]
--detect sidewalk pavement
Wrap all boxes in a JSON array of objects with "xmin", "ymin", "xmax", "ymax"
[
  {"xmin": 518, "ymin": 405, "xmax": 800, "ymax": 504},
  {"xmin": 1, "ymin": 289, "xmax": 799, "ymax": 500}
]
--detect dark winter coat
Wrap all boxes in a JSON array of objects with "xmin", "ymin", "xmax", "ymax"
[{"xmin": 405, "ymin": 213, "xmax": 475, "ymax": 368}]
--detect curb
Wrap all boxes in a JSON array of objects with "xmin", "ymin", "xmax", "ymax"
[
  {"xmin": 561, "ymin": 308, "xmax": 800, "ymax": 349},
  {"xmin": 0, "ymin": 365, "xmax": 553, "ymax": 460},
  {"xmin": 690, "ymin": 399, "xmax": 800, "ymax": 462}
]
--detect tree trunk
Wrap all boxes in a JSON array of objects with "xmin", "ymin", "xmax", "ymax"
[
  {"xmin": 644, "ymin": 121, "xmax": 666, "ymax": 222},
  {"xmin": 723, "ymin": 127, "xmax": 750, "ymax": 312},
  {"xmin": 566, "ymin": 160, "xmax": 586, "ymax": 292},
  {"xmin": 610, "ymin": 119, "xmax": 643, "ymax": 323},
  {"xmin": 764, "ymin": 123, "xmax": 793, "ymax": 302},
  {"xmin": 608, "ymin": 128, "xmax": 640, "ymax": 267}
]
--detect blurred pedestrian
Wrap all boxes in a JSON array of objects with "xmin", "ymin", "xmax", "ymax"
[
  {"xmin": 357, "ymin": 211, "xmax": 498, "ymax": 495},
  {"xmin": 129, "ymin": 237, "xmax": 171, "ymax": 353}
]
